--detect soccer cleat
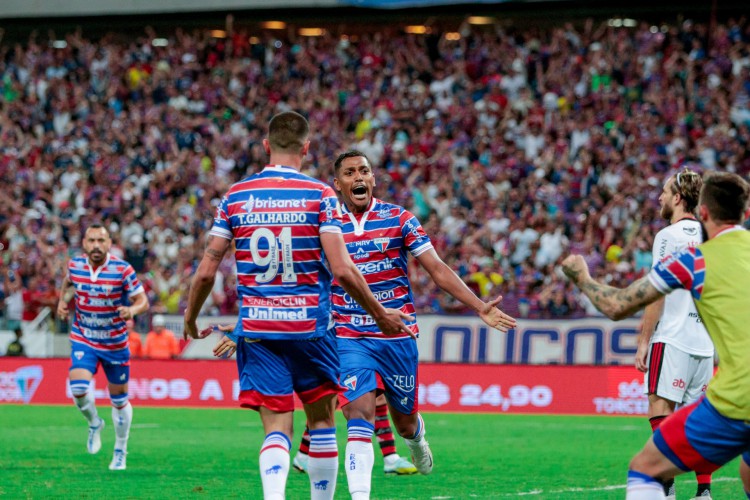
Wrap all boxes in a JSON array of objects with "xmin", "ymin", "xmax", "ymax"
[
  {"xmin": 384, "ymin": 456, "xmax": 418, "ymax": 475},
  {"xmin": 109, "ymin": 449, "xmax": 127, "ymax": 470},
  {"xmin": 692, "ymin": 493, "xmax": 712, "ymax": 499},
  {"xmin": 406, "ymin": 438, "xmax": 433, "ymax": 475},
  {"xmin": 87, "ymin": 418, "xmax": 105, "ymax": 454},
  {"xmin": 292, "ymin": 452, "xmax": 308, "ymax": 473}
]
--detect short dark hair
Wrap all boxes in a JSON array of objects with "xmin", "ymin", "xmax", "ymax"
[
  {"xmin": 334, "ymin": 150, "xmax": 370, "ymax": 175},
  {"xmin": 700, "ymin": 172, "xmax": 750, "ymax": 224},
  {"xmin": 268, "ymin": 111, "xmax": 309, "ymax": 154},
  {"xmin": 85, "ymin": 223, "xmax": 110, "ymax": 238},
  {"xmin": 671, "ymin": 168, "xmax": 702, "ymax": 213}
]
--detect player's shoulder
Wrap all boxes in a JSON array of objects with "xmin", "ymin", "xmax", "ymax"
[
  {"xmin": 108, "ymin": 255, "xmax": 135, "ymax": 270},
  {"xmin": 372, "ymin": 198, "xmax": 407, "ymax": 218},
  {"xmin": 69, "ymin": 255, "xmax": 87, "ymax": 267}
]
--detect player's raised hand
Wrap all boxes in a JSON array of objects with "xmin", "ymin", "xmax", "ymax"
[
  {"xmin": 561, "ymin": 255, "xmax": 590, "ymax": 285},
  {"xmin": 376, "ymin": 308, "xmax": 416, "ymax": 338},
  {"xmin": 479, "ymin": 296, "xmax": 516, "ymax": 332}
]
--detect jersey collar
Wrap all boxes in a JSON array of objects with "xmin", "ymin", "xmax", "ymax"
[
  {"xmin": 264, "ymin": 164, "xmax": 300, "ymax": 173},
  {"xmin": 714, "ymin": 225, "xmax": 746, "ymax": 238},
  {"xmin": 86, "ymin": 253, "xmax": 111, "ymax": 283},
  {"xmin": 342, "ymin": 198, "xmax": 378, "ymax": 236}
]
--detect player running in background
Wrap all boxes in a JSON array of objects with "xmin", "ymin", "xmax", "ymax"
[
  {"xmin": 57, "ymin": 224, "xmax": 149, "ymax": 471},
  {"xmin": 562, "ymin": 172, "xmax": 750, "ymax": 500},
  {"xmin": 323, "ymin": 151, "xmax": 515, "ymax": 499},
  {"xmin": 183, "ymin": 112, "xmax": 412, "ymax": 500},
  {"xmin": 292, "ymin": 390, "xmax": 418, "ymax": 476},
  {"xmin": 635, "ymin": 169, "xmax": 714, "ymax": 500}
]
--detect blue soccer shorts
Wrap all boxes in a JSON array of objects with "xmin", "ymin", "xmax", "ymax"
[
  {"xmin": 236, "ymin": 328, "xmax": 343, "ymax": 412},
  {"xmin": 337, "ymin": 336, "xmax": 419, "ymax": 415},
  {"xmin": 69, "ymin": 341, "xmax": 130, "ymax": 385},
  {"xmin": 654, "ymin": 396, "xmax": 750, "ymax": 474}
]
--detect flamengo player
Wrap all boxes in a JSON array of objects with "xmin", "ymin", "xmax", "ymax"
[
  {"xmin": 183, "ymin": 112, "xmax": 412, "ymax": 500},
  {"xmin": 328, "ymin": 151, "xmax": 516, "ymax": 499},
  {"xmin": 635, "ymin": 169, "xmax": 714, "ymax": 500},
  {"xmin": 562, "ymin": 173, "xmax": 750, "ymax": 500},
  {"xmin": 57, "ymin": 224, "xmax": 149, "ymax": 470}
]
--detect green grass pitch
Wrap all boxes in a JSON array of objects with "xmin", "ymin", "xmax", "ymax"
[{"xmin": 0, "ymin": 405, "xmax": 741, "ymax": 498}]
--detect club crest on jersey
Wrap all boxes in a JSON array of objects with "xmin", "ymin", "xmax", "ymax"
[
  {"xmin": 343, "ymin": 375, "xmax": 357, "ymax": 391},
  {"xmin": 377, "ymin": 208, "xmax": 392, "ymax": 219},
  {"xmin": 74, "ymin": 351, "xmax": 85, "ymax": 360},
  {"xmin": 374, "ymin": 237, "xmax": 389, "ymax": 253}
]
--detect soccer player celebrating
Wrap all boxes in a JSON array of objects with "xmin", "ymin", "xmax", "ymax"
[
  {"xmin": 562, "ymin": 172, "xmax": 750, "ymax": 500},
  {"xmin": 184, "ymin": 112, "xmax": 412, "ymax": 500},
  {"xmin": 329, "ymin": 150, "xmax": 515, "ymax": 499},
  {"xmin": 57, "ymin": 224, "xmax": 149, "ymax": 470},
  {"xmin": 634, "ymin": 169, "xmax": 714, "ymax": 500}
]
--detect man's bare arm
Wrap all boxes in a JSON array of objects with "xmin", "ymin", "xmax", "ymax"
[
  {"xmin": 184, "ymin": 236, "xmax": 231, "ymax": 324},
  {"xmin": 577, "ymin": 276, "xmax": 664, "ymax": 321},
  {"xmin": 562, "ymin": 255, "xmax": 665, "ymax": 321}
]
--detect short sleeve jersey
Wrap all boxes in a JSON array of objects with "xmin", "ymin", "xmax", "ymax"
[
  {"xmin": 210, "ymin": 165, "xmax": 343, "ymax": 340},
  {"xmin": 332, "ymin": 198, "xmax": 433, "ymax": 339},
  {"xmin": 68, "ymin": 253, "xmax": 144, "ymax": 353}
]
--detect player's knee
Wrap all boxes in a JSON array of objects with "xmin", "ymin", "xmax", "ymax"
[
  {"xmin": 110, "ymin": 392, "xmax": 129, "ymax": 408},
  {"xmin": 70, "ymin": 379, "xmax": 90, "ymax": 398}
]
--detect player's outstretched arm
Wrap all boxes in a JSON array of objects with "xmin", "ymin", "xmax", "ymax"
[
  {"xmin": 562, "ymin": 255, "xmax": 664, "ymax": 321},
  {"xmin": 184, "ymin": 235, "xmax": 231, "ymax": 340},
  {"xmin": 320, "ymin": 232, "xmax": 414, "ymax": 338},
  {"xmin": 416, "ymin": 249, "xmax": 516, "ymax": 332}
]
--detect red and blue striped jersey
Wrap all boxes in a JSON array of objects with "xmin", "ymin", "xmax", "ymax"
[
  {"xmin": 648, "ymin": 246, "xmax": 706, "ymax": 299},
  {"xmin": 67, "ymin": 253, "xmax": 144, "ymax": 352},
  {"xmin": 210, "ymin": 164, "xmax": 344, "ymax": 340},
  {"xmin": 332, "ymin": 198, "xmax": 433, "ymax": 339}
]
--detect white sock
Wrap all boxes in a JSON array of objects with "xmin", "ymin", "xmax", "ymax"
[
  {"xmin": 405, "ymin": 413, "xmax": 425, "ymax": 444},
  {"xmin": 111, "ymin": 402, "xmax": 133, "ymax": 452},
  {"xmin": 346, "ymin": 419, "xmax": 375, "ymax": 500},
  {"xmin": 74, "ymin": 391, "xmax": 99, "ymax": 425},
  {"xmin": 308, "ymin": 427, "xmax": 338, "ymax": 500},
  {"xmin": 259, "ymin": 432, "xmax": 291, "ymax": 500},
  {"xmin": 626, "ymin": 470, "xmax": 666, "ymax": 499}
]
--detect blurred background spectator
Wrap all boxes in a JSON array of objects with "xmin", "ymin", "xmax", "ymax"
[{"xmin": 144, "ymin": 314, "xmax": 180, "ymax": 359}]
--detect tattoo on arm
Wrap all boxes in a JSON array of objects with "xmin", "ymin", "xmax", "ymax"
[
  {"xmin": 580, "ymin": 277, "xmax": 662, "ymax": 320},
  {"xmin": 205, "ymin": 235, "xmax": 225, "ymax": 262}
]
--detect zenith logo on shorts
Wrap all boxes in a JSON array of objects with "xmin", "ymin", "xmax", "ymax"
[{"xmin": 343, "ymin": 375, "xmax": 357, "ymax": 391}]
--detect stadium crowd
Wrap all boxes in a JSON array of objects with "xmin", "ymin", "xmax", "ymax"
[{"xmin": 1, "ymin": 15, "xmax": 749, "ymax": 326}]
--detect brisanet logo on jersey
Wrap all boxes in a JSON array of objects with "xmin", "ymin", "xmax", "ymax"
[{"xmin": 0, "ymin": 365, "xmax": 44, "ymax": 403}]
